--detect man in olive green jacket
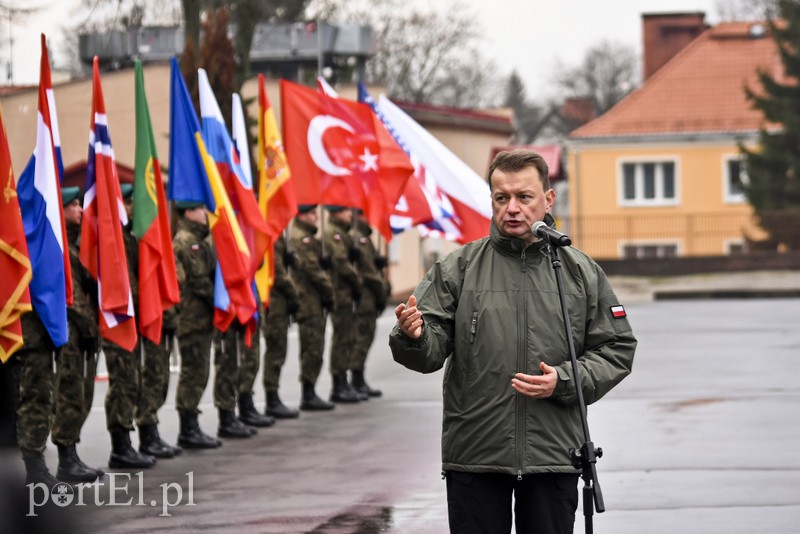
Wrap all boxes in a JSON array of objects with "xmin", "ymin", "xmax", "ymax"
[{"xmin": 391, "ymin": 150, "xmax": 636, "ymax": 534}]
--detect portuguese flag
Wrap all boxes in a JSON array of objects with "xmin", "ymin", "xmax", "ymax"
[{"xmin": 133, "ymin": 60, "xmax": 180, "ymax": 344}]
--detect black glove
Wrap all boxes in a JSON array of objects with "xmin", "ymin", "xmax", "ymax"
[
  {"xmin": 348, "ymin": 246, "xmax": 362, "ymax": 263},
  {"xmin": 321, "ymin": 295, "xmax": 335, "ymax": 313},
  {"xmin": 283, "ymin": 250, "xmax": 299, "ymax": 269},
  {"xmin": 374, "ymin": 255, "xmax": 388, "ymax": 270},
  {"xmin": 351, "ymin": 286, "xmax": 362, "ymax": 305},
  {"xmin": 80, "ymin": 336, "xmax": 98, "ymax": 356},
  {"xmin": 287, "ymin": 297, "xmax": 300, "ymax": 316},
  {"xmin": 319, "ymin": 255, "xmax": 333, "ymax": 270}
]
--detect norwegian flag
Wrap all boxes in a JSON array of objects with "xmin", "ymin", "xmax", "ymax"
[{"xmin": 79, "ymin": 57, "xmax": 137, "ymax": 351}]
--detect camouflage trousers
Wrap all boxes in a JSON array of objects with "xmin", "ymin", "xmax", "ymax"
[
  {"xmin": 262, "ymin": 312, "xmax": 291, "ymax": 392},
  {"xmin": 52, "ymin": 322, "xmax": 97, "ymax": 446},
  {"xmin": 297, "ymin": 314, "xmax": 326, "ymax": 384},
  {"xmin": 329, "ymin": 303, "xmax": 356, "ymax": 375},
  {"xmin": 236, "ymin": 328, "xmax": 261, "ymax": 397},
  {"xmin": 175, "ymin": 329, "xmax": 214, "ymax": 415},
  {"xmin": 135, "ymin": 335, "xmax": 172, "ymax": 427},
  {"xmin": 16, "ymin": 348, "xmax": 54, "ymax": 452},
  {"xmin": 103, "ymin": 340, "xmax": 141, "ymax": 432},
  {"xmin": 213, "ymin": 328, "xmax": 254, "ymax": 411},
  {"xmin": 352, "ymin": 310, "xmax": 378, "ymax": 371}
]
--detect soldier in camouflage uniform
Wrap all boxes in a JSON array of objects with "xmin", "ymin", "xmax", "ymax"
[
  {"xmin": 290, "ymin": 205, "xmax": 335, "ymax": 411},
  {"xmin": 172, "ymin": 201, "xmax": 221, "ymax": 449},
  {"xmin": 323, "ymin": 206, "xmax": 364, "ymax": 403},
  {"xmin": 213, "ymin": 320, "xmax": 263, "ymax": 438},
  {"xmin": 16, "ymin": 310, "xmax": 58, "ymax": 486},
  {"xmin": 234, "ymin": 304, "xmax": 275, "ymax": 426},
  {"xmin": 51, "ymin": 187, "xmax": 104, "ymax": 482},
  {"xmin": 350, "ymin": 210, "xmax": 387, "ymax": 398},
  {"xmin": 261, "ymin": 235, "xmax": 301, "ymax": 419},
  {"xmin": 135, "ymin": 297, "xmax": 183, "ymax": 458},
  {"xmin": 102, "ymin": 184, "xmax": 156, "ymax": 469}
]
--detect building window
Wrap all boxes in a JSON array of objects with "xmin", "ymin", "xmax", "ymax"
[
  {"xmin": 619, "ymin": 159, "xmax": 678, "ymax": 206},
  {"xmin": 621, "ymin": 242, "xmax": 680, "ymax": 259},
  {"xmin": 724, "ymin": 239, "xmax": 748, "ymax": 255},
  {"xmin": 724, "ymin": 156, "xmax": 748, "ymax": 204}
]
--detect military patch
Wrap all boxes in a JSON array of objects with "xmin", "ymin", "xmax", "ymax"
[
  {"xmin": 302, "ymin": 237, "xmax": 311, "ymax": 244},
  {"xmin": 333, "ymin": 234, "xmax": 341, "ymax": 241},
  {"xmin": 359, "ymin": 237, "xmax": 368, "ymax": 244},
  {"xmin": 191, "ymin": 244, "xmax": 200, "ymax": 251},
  {"xmin": 610, "ymin": 305, "xmax": 627, "ymax": 318}
]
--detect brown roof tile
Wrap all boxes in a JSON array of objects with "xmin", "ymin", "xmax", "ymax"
[{"xmin": 571, "ymin": 22, "xmax": 783, "ymax": 139}]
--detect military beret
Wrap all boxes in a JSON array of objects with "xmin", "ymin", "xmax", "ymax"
[
  {"xmin": 174, "ymin": 200, "xmax": 205, "ymax": 211},
  {"xmin": 61, "ymin": 186, "xmax": 81, "ymax": 206},
  {"xmin": 297, "ymin": 204, "xmax": 317, "ymax": 214},
  {"xmin": 120, "ymin": 183, "xmax": 134, "ymax": 199},
  {"xmin": 324, "ymin": 205, "xmax": 347, "ymax": 213}
]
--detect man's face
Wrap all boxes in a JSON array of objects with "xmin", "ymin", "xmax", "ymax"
[
  {"xmin": 298, "ymin": 209, "xmax": 318, "ymax": 225},
  {"xmin": 64, "ymin": 199, "xmax": 82, "ymax": 225},
  {"xmin": 490, "ymin": 166, "xmax": 555, "ymax": 245},
  {"xmin": 124, "ymin": 198, "xmax": 133, "ymax": 220},
  {"xmin": 333, "ymin": 209, "xmax": 353, "ymax": 224},
  {"xmin": 185, "ymin": 206, "xmax": 208, "ymax": 225}
]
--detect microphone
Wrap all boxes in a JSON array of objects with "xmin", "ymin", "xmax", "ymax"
[{"xmin": 531, "ymin": 220, "xmax": 572, "ymax": 247}]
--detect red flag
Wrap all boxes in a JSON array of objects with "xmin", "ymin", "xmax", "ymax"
[
  {"xmin": 281, "ymin": 80, "xmax": 413, "ymax": 240},
  {"xmin": 0, "ymin": 107, "xmax": 32, "ymax": 362},
  {"xmin": 80, "ymin": 57, "xmax": 137, "ymax": 351},
  {"xmin": 133, "ymin": 60, "xmax": 180, "ymax": 344}
]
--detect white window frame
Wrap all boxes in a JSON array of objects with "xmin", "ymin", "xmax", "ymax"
[
  {"xmin": 617, "ymin": 157, "xmax": 680, "ymax": 207},
  {"xmin": 723, "ymin": 238, "xmax": 748, "ymax": 255},
  {"xmin": 722, "ymin": 154, "xmax": 748, "ymax": 204},
  {"xmin": 617, "ymin": 239, "xmax": 683, "ymax": 259}
]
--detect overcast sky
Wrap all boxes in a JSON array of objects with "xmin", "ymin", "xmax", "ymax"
[{"xmin": 7, "ymin": 0, "xmax": 742, "ymax": 101}]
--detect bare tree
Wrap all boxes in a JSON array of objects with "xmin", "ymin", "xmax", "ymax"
[
  {"xmin": 308, "ymin": 0, "xmax": 500, "ymax": 107},
  {"xmin": 715, "ymin": 0, "xmax": 780, "ymax": 20},
  {"xmin": 551, "ymin": 40, "xmax": 637, "ymax": 134},
  {"xmin": 0, "ymin": 1, "xmax": 40, "ymax": 82}
]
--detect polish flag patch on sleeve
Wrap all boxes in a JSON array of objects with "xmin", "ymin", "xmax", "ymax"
[{"xmin": 610, "ymin": 305, "xmax": 627, "ymax": 318}]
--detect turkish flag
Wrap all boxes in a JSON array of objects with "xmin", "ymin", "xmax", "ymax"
[{"xmin": 281, "ymin": 79, "xmax": 413, "ymax": 241}]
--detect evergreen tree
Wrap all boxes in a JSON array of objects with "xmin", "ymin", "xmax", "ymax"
[{"xmin": 741, "ymin": 0, "xmax": 800, "ymax": 250}]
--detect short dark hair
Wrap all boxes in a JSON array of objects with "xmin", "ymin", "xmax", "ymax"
[{"xmin": 487, "ymin": 150, "xmax": 550, "ymax": 191}]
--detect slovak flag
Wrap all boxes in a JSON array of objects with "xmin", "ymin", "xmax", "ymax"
[
  {"xmin": 198, "ymin": 69, "xmax": 265, "ymax": 335},
  {"xmin": 79, "ymin": 57, "xmax": 138, "ymax": 351},
  {"xmin": 16, "ymin": 34, "xmax": 72, "ymax": 347},
  {"xmin": 281, "ymin": 79, "xmax": 413, "ymax": 241},
  {"xmin": 376, "ymin": 95, "xmax": 491, "ymax": 244}
]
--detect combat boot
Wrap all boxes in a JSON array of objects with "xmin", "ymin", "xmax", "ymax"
[
  {"xmin": 109, "ymin": 429, "xmax": 156, "ymax": 469},
  {"xmin": 330, "ymin": 372, "xmax": 361, "ymax": 403},
  {"xmin": 266, "ymin": 390, "xmax": 300, "ymax": 419},
  {"xmin": 56, "ymin": 443, "xmax": 103, "ymax": 482},
  {"xmin": 351, "ymin": 369, "xmax": 383, "ymax": 398},
  {"xmin": 218, "ymin": 409, "xmax": 255, "ymax": 438},
  {"xmin": 139, "ymin": 424, "xmax": 182, "ymax": 459},
  {"xmin": 238, "ymin": 393, "xmax": 275, "ymax": 427},
  {"xmin": 177, "ymin": 412, "xmax": 221, "ymax": 449},
  {"xmin": 21, "ymin": 448, "xmax": 60, "ymax": 488},
  {"xmin": 300, "ymin": 381, "xmax": 335, "ymax": 411}
]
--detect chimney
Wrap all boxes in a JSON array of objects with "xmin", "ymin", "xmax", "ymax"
[{"xmin": 642, "ymin": 12, "xmax": 708, "ymax": 81}]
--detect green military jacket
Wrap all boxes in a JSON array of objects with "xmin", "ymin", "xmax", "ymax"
[
  {"xmin": 66, "ymin": 222, "xmax": 98, "ymax": 341},
  {"xmin": 289, "ymin": 219, "xmax": 333, "ymax": 321},
  {"xmin": 173, "ymin": 218, "xmax": 215, "ymax": 337},
  {"xmin": 353, "ymin": 220, "xmax": 387, "ymax": 314},
  {"xmin": 323, "ymin": 216, "xmax": 361, "ymax": 307},
  {"xmin": 390, "ymin": 221, "xmax": 637, "ymax": 476},
  {"xmin": 267, "ymin": 235, "xmax": 298, "ymax": 316}
]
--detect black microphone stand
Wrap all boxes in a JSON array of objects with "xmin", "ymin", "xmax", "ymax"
[{"xmin": 547, "ymin": 243, "xmax": 605, "ymax": 534}]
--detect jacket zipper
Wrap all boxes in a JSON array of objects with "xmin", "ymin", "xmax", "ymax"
[{"xmin": 516, "ymin": 247, "xmax": 527, "ymax": 480}]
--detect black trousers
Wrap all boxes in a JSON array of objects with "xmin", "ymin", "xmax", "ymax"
[{"xmin": 446, "ymin": 471, "xmax": 579, "ymax": 534}]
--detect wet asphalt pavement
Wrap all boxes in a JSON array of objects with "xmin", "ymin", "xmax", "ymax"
[{"xmin": 3, "ymin": 293, "xmax": 800, "ymax": 533}]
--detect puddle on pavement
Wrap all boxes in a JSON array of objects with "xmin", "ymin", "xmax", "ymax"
[{"xmin": 307, "ymin": 505, "xmax": 392, "ymax": 533}]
